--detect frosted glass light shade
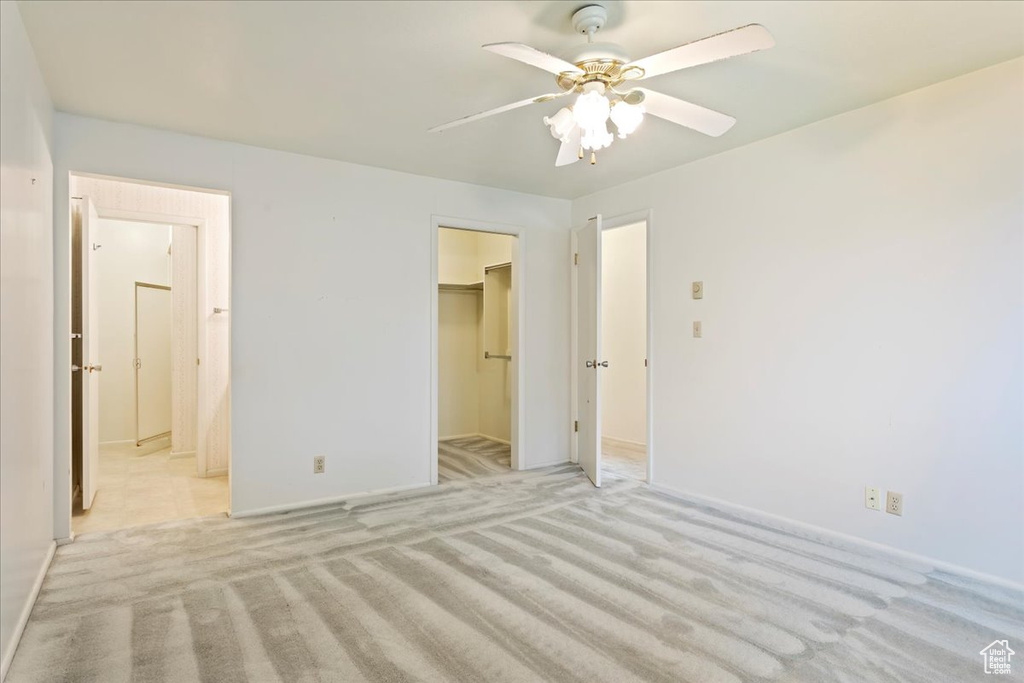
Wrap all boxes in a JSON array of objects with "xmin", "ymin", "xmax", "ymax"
[
  {"xmin": 580, "ymin": 121, "xmax": 613, "ymax": 151},
  {"xmin": 610, "ymin": 101, "xmax": 644, "ymax": 138},
  {"xmin": 543, "ymin": 107, "xmax": 575, "ymax": 143},
  {"xmin": 572, "ymin": 90, "xmax": 610, "ymax": 130}
]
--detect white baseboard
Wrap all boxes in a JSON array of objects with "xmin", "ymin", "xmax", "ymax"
[
  {"xmin": 203, "ymin": 467, "xmax": 227, "ymax": 478},
  {"xmin": 602, "ymin": 435, "xmax": 646, "ymax": 450},
  {"xmin": 54, "ymin": 534, "xmax": 75, "ymax": 547},
  {"xmin": 1, "ymin": 541, "xmax": 55, "ymax": 682},
  {"xmin": 229, "ymin": 481, "xmax": 433, "ymax": 519},
  {"xmin": 99, "ymin": 439, "xmax": 134, "ymax": 446},
  {"xmin": 477, "ymin": 434, "xmax": 511, "ymax": 445},
  {"xmin": 169, "ymin": 450, "xmax": 196, "ymax": 460},
  {"xmin": 438, "ymin": 433, "xmax": 478, "ymax": 441},
  {"xmin": 650, "ymin": 483, "xmax": 1024, "ymax": 592}
]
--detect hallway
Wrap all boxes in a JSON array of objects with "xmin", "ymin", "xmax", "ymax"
[{"xmin": 72, "ymin": 441, "xmax": 228, "ymax": 534}]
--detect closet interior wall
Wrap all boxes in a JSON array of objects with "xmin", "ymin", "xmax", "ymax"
[{"xmin": 437, "ymin": 228, "xmax": 513, "ymax": 443}]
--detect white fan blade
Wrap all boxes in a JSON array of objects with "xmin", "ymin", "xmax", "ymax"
[
  {"xmin": 638, "ymin": 88, "xmax": 736, "ymax": 137},
  {"xmin": 555, "ymin": 126, "xmax": 582, "ymax": 167},
  {"xmin": 429, "ymin": 91, "xmax": 570, "ymax": 133},
  {"xmin": 484, "ymin": 42, "xmax": 584, "ymax": 76},
  {"xmin": 625, "ymin": 24, "xmax": 774, "ymax": 80}
]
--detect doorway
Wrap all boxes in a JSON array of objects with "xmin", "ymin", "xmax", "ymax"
[
  {"xmin": 432, "ymin": 221, "xmax": 522, "ymax": 484},
  {"xmin": 67, "ymin": 174, "xmax": 231, "ymax": 536},
  {"xmin": 572, "ymin": 213, "xmax": 652, "ymax": 486}
]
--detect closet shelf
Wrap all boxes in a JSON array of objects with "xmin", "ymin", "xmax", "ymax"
[{"xmin": 438, "ymin": 281, "xmax": 483, "ymax": 291}]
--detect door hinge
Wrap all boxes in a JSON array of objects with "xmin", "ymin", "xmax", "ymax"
[
  {"xmin": 574, "ymin": 420, "xmax": 579, "ymax": 433},
  {"xmin": 574, "ymin": 253, "xmax": 579, "ymax": 265},
  {"xmin": 645, "ymin": 358, "xmax": 648, "ymax": 367},
  {"xmin": 197, "ymin": 357, "xmax": 201, "ymax": 366}
]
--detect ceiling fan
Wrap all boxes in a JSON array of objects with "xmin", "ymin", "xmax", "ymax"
[{"xmin": 429, "ymin": 4, "xmax": 774, "ymax": 166}]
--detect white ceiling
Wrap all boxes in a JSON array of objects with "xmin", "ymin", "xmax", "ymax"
[{"xmin": 18, "ymin": 1, "xmax": 1023, "ymax": 199}]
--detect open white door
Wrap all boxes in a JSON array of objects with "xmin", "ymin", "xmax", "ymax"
[
  {"xmin": 80, "ymin": 197, "xmax": 101, "ymax": 510},
  {"xmin": 574, "ymin": 215, "xmax": 603, "ymax": 486},
  {"xmin": 135, "ymin": 283, "xmax": 173, "ymax": 444}
]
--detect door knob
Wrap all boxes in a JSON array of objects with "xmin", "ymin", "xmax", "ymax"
[
  {"xmin": 585, "ymin": 360, "xmax": 596, "ymax": 368},
  {"xmin": 86, "ymin": 364, "xmax": 103, "ymax": 373},
  {"xmin": 599, "ymin": 361, "xmax": 609, "ymax": 368}
]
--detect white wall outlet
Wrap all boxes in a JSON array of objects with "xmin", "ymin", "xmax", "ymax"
[
  {"xmin": 313, "ymin": 455, "xmax": 325, "ymax": 474},
  {"xmin": 886, "ymin": 491, "xmax": 903, "ymax": 516},
  {"xmin": 865, "ymin": 486, "xmax": 881, "ymax": 511},
  {"xmin": 693, "ymin": 321, "xmax": 702, "ymax": 338},
  {"xmin": 692, "ymin": 281, "xmax": 703, "ymax": 299}
]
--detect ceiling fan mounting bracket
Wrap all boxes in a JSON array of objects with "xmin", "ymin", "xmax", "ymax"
[{"xmin": 571, "ymin": 5, "xmax": 608, "ymax": 37}]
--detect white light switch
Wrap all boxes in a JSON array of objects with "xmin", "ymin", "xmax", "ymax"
[
  {"xmin": 693, "ymin": 321, "xmax": 702, "ymax": 338},
  {"xmin": 692, "ymin": 281, "xmax": 703, "ymax": 299}
]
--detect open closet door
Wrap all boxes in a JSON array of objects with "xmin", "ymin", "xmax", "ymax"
[
  {"xmin": 574, "ymin": 215, "xmax": 602, "ymax": 486},
  {"xmin": 79, "ymin": 197, "xmax": 102, "ymax": 509}
]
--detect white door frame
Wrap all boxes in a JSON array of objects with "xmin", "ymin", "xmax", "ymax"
[
  {"xmin": 572, "ymin": 209, "xmax": 654, "ymax": 485},
  {"xmin": 430, "ymin": 215, "xmax": 526, "ymax": 485}
]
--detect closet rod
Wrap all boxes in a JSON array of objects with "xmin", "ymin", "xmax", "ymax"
[
  {"xmin": 484, "ymin": 262, "xmax": 511, "ymax": 273},
  {"xmin": 484, "ymin": 351, "xmax": 511, "ymax": 361}
]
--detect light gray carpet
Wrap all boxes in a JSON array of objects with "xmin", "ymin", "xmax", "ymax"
[
  {"xmin": 8, "ymin": 464, "xmax": 1023, "ymax": 682},
  {"xmin": 438, "ymin": 436, "xmax": 510, "ymax": 482}
]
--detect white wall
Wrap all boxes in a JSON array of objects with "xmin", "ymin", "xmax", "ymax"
[
  {"xmin": 573, "ymin": 58, "xmax": 1024, "ymax": 583},
  {"xmin": 54, "ymin": 115, "xmax": 572, "ymax": 517},
  {"xmin": 601, "ymin": 222, "xmax": 647, "ymax": 445},
  {"xmin": 437, "ymin": 289, "xmax": 480, "ymax": 437},
  {"xmin": 437, "ymin": 228, "xmax": 480, "ymax": 285},
  {"xmin": 0, "ymin": 1, "xmax": 54, "ymax": 676},
  {"xmin": 95, "ymin": 219, "xmax": 171, "ymax": 442},
  {"xmin": 170, "ymin": 224, "xmax": 198, "ymax": 456},
  {"xmin": 479, "ymin": 263, "xmax": 512, "ymax": 442}
]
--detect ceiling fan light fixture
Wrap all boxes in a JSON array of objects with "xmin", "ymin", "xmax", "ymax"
[
  {"xmin": 610, "ymin": 100, "xmax": 644, "ymax": 138},
  {"xmin": 572, "ymin": 88, "xmax": 610, "ymax": 131},
  {"xmin": 543, "ymin": 107, "xmax": 575, "ymax": 143},
  {"xmin": 580, "ymin": 120, "xmax": 613, "ymax": 151}
]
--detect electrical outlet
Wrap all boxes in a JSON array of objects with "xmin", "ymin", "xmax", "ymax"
[
  {"xmin": 886, "ymin": 491, "xmax": 903, "ymax": 516},
  {"xmin": 313, "ymin": 456, "xmax": 325, "ymax": 474},
  {"xmin": 693, "ymin": 321, "xmax": 702, "ymax": 338},
  {"xmin": 865, "ymin": 486, "xmax": 881, "ymax": 511}
]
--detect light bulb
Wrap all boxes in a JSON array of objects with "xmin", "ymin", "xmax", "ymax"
[
  {"xmin": 610, "ymin": 101, "xmax": 644, "ymax": 138},
  {"xmin": 543, "ymin": 107, "xmax": 575, "ymax": 143},
  {"xmin": 572, "ymin": 90, "xmax": 610, "ymax": 131}
]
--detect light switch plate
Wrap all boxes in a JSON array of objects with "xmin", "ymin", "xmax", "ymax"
[
  {"xmin": 693, "ymin": 321, "xmax": 702, "ymax": 338},
  {"xmin": 692, "ymin": 281, "xmax": 703, "ymax": 299}
]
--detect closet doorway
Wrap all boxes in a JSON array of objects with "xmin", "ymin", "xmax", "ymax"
[{"xmin": 431, "ymin": 220, "xmax": 524, "ymax": 485}]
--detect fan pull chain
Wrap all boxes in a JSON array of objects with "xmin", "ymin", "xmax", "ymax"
[
  {"xmin": 578, "ymin": 147, "xmax": 584, "ymax": 160},
  {"xmin": 590, "ymin": 151, "xmax": 597, "ymax": 165}
]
